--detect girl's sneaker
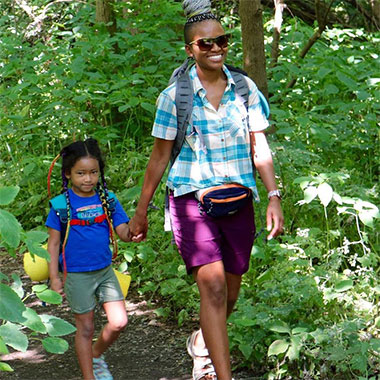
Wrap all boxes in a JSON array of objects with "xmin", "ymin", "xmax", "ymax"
[{"xmin": 93, "ymin": 355, "xmax": 113, "ymax": 380}]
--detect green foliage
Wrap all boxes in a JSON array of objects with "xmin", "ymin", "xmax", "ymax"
[
  {"xmin": 0, "ymin": 1, "xmax": 379, "ymax": 378},
  {"xmin": 0, "ymin": 188, "xmax": 75, "ymax": 371}
]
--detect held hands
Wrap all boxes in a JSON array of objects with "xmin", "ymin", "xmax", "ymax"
[
  {"xmin": 129, "ymin": 212, "xmax": 149, "ymax": 242},
  {"xmin": 266, "ymin": 197, "xmax": 284, "ymax": 240}
]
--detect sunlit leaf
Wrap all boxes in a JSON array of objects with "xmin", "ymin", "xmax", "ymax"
[
  {"xmin": 268, "ymin": 322, "xmax": 290, "ymax": 334},
  {"xmin": 0, "ymin": 362, "xmax": 13, "ymax": 372},
  {"xmin": 42, "ymin": 337, "xmax": 69, "ymax": 354},
  {"xmin": 335, "ymin": 279, "xmax": 353, "ymax": 292},
  {"xmin": 0, "ymin": 186, "xmax": 19, "ymax": 205},
  {"xmin": 40, "ymin": 315, "xmax": 76, "ymax": 336},
  {"xmin": 303, "ymin": 186, "xmax": 318, "ymax": 204},
  {"xmin": 318, "ymin": 183, "xmax": 333, "ymax": 207},
  {"xmin": 0, "ymin": 284, "xmax": 26, "ymax": 323},
  {"xmin": 0, "ymin": 322, "xmax": 28, "ymax": 352},
  {"xmin": 268, "ymin": 339, "xmax": 289, "ymax": 356},
  {"xmin": 0, "ymin": 209, "xmax": 21, "ymax": 248}
]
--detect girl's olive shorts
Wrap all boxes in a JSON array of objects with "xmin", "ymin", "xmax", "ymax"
[{"xmin": 64, "ymin": 265, "xmax": 123, "ymax": 314}]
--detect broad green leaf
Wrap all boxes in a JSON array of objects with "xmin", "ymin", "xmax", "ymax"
[
  {"xmin": 0, "ymin": 362, "xmax": 13, "ymax": 372},
  {"xmin": 251, "ymin": 245, "xmax": 265, "ymax": 259},
  {"xmin": 121, "ymin": 186, "xmax": 142, "ymax": 201},
  {"xmin": 336, "ymin": 71, "xmax": 357, "ymax": 89},
  {"xmin": 234, "ymin": 318, "xmax": 256, "ymax": 327},
  {"xmin": 42, "ymin": 337, "xmax": 69, "ymax": 354},
  {"xmin": 35, "ymin": 289, "xmax": 62, "ymax": 305},
  {"xmin": 0, "ymin": 186, "xmax": 19, "ymax": 205},
  {"xmin": 318, "ymin": 183, "xmax": 333, "ymax": 207},
  {"xmin": 0, "ymin": 284, "xmax": 26, "ymax": 323},
  {"xmin": 292, "ymin": 327, "xmax": 309, "ymax": 334},
  {"xmin": 286, "ymin": 335, "xmax": 302, "ymax": 361},
  {"xmin": 25, "ymin": 230, "xmax": 48, "ymax": 243},
  {"xmin": 359, "ymin": 211, "xmax": 375, "ymax": 227},
  {"xmin": 317, "ymin": 67, "xmax": 331, "ymax": 79},
  {"xmin": 10, "ymin": 274, "xmax": 24, "ymax": 298},
  {"xmin": 303, "ymin": 186, "xmax": 318, "ymax": 204},
  {"xmin": 0, "ymin": 209, "xmax": 21, "ymax": 248},
  {"xmin": 118, "ymin": 104, "xmax": 131, "ymax": 112},
  {"xmin": 310, "ymin": 328, "xmax": 329, "ymax": 344},
  {"xmin": 325, "ymin": 84, "xmax": 339, "ymax": 95},
  {"xmin": 141, "ymin": 102, "xmax": 155, "ymax": 114},
  {"xmin": 40, "ymin": 315, "xmax": 76, "ymax": 336},
  {"xmin": 335, "ymin": 279, "xmax": 353, "ymax": 292},
  {"xmin": 239, "ymin": 343, "xmax": 253, "ymax": 360},
  {"xmin": 0, "ymin": 322, "xmax": 28, "ymax": 352},
  {"xmin": 32, "ymin": 284, "xmax": 48, "ymax": 293},
  {"xmin": 0, "ymin": 336, "xmax": 9, "ymax": 354},
  {"xmin": 333, "ymin": 192, "xmax": 342, "ymax": 205},
  {"xmin": 268, "ymin": 339, "xmax": 289, "ymax": 356},
  {"xmin": 22, "ymin": 308, "xmax": 46, "ymax": 333},
  {"xmin": 370, "ymin": 338, "xmax": 380, "ymax": 351},
  {"xmin": 25, "ymin": 240, "xmax": 50, "ymax": 261},
  {"xmin": 268, "ymin": 322, "xmax": 290, "ymax": 334}
]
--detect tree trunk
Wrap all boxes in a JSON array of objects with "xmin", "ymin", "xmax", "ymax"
[
  {"xmin": 96, "ymin": 0, "xmax": 117, "ymax": 36},
  {"xmin": 239, "ymin": 0, "xmax": 268, "ymax": 99}
]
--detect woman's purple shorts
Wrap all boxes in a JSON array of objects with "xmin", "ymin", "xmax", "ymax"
[{"xmin": 169, "ymin": 192, "xmax": 256, "ymax": 275}]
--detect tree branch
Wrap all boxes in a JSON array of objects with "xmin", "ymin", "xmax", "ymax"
[
  {"xmin": 286, "ymin": 0, "xmax": 333, "ymax": 88},
  {"xmin": 270, "ymin": 0, "xmax": 287, "ymax": 68}
]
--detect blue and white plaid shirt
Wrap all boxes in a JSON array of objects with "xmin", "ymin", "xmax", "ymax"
[{"xmin": 152, "ymin": 65, "xmax": 269, "ymax": 201}]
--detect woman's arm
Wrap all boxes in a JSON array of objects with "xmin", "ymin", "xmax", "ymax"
[
  {"xmin": 251, "ymin": 131, "xmax": 284, "ymax": 239},
  {"xmin": 47, "ymin": 228, "xmax": 63, "ymax": 293},
  {"xmin": 129, "ymin": 138, "xmax": 174, "ymax": 240}
]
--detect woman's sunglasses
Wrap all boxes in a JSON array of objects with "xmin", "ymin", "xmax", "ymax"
[{"xmin": 188, "ymin": 34, "xmax": 230, "ymax": 51}]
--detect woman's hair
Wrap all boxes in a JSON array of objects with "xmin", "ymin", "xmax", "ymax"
[{"xmin": 183, "ymin": 0, "xmax": 219, "ymax": 44}]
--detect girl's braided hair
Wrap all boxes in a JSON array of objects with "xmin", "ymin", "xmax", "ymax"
[
  {"xmin": 47, "ymin": 138, "xmax": 117, "ymax": 282},
  {"xmin": 182, "ymin": 0, "xmax": 219, "ymax": 44},
  {"xmin": 60, "ymin": 138, "xmax": 111, "ymax": 220}
]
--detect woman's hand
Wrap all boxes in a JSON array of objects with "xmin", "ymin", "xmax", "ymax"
[{"xmin": 266, "ymin": 197, "xmax": 284, "ymax": 240}]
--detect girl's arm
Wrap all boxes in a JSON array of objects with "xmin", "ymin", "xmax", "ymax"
[
  {"xmin": 251, "ymin": 131, "xmax": 284, "ymax": 240},
  {"xmin": 115, "ymin": 223, "xmax": 132, "ymax": 242},
  {"xmin": 47, "ymin": 228, "xmax": 63, "ymax": 293}
]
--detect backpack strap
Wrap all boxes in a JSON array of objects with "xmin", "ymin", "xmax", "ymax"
[{"xmin": 107, "ymin": 191, "xmax": 117, "ymax": 214}]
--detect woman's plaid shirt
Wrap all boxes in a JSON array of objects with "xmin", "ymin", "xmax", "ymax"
[{"xmin": 152, "ymin": 65, "xmax": 269, "ymax": 200}]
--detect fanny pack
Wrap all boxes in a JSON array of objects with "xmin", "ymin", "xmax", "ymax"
[{"xmin": 195, "ymin": 184, "xmax": 252, "ymax": 218}]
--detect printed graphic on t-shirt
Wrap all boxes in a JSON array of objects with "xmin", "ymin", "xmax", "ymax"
[{"xmin": 76, "ymin": 204, "xmax": 103, "ymax": 219}]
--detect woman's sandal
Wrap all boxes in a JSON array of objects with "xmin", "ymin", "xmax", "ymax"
[{"xmin": 186, "ymin": 329, "xmax": 217, "ymax": 380}]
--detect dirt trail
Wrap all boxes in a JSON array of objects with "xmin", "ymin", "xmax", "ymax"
[{"xmin": 0, "ymin": 256, "xmax": 255, "ymax": 380}]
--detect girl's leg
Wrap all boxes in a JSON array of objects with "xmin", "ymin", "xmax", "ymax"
[
  {"xmin": 92, "ymin": 300, "xmax": 128, "ymax": 358},
  {"xmin": 193, "ymin": 261, "xmax": 238, "ymax": 380},
  {"xmin": 74, "ymin": 311, "xmax": 95, "ymax": 380}
]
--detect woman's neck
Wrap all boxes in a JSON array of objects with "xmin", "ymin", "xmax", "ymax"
[{"xmin": 196, "ymin": 65, "xmax": 225, "ymax": 85}]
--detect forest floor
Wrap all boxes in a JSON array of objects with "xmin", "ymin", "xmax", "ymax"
[{"xmin": 0, "ymin": 254, "xmax": 258, "ymax": 380}]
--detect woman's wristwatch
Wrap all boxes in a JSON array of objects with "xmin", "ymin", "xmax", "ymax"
[{"xmin": 268, "ymin": 190, "xmax": 282, "ymax": 200}]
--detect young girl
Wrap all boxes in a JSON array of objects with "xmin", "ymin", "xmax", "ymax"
[
  {"xmin": 46, "ymin": 138, "xmax": 139, "ymax": 380},
  {"xmin": 129, "ymin": 1, "xmax": 284, "ymax": 379}
]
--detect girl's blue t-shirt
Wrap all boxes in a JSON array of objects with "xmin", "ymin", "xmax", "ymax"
[{"xmin": 45, "ymin": 189, "xmax": 129, "ymax": 272}]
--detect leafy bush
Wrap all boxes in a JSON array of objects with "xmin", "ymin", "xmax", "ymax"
[{"xmin": 0, "ymin": 186, "xmax": 75, "ymax": 372}]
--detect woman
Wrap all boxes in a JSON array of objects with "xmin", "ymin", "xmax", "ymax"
[{"xmin": 129, "ymin": 1, "xmax": 284, "ymax": 379}]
